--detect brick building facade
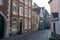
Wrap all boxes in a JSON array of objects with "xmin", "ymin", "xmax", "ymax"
[
  {"xmin": 0, "ymin": 0, "xmax": 10, "ymax": 38},
  {"xmin": 49, "ymin": 0, "xmax": 60, "ymax": 39},
  {"xmin": 0, "ymin": 0, "xmax": 38, "ymax": 38},
  {"xmin": 10, "ymin": 0, "xmax": 32, "ymax": 34},
  {"xmin": 32, "ymin": 10, "xmax": 38, "ymax": 31}
]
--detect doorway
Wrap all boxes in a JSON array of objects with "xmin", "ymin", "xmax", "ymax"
[
  {"xmin": 20, "ymin": 19, "xmax": 22, "ymax": 33},
  {"xmin": 0, "ymin": 15, "xmax": 5, "ymax": 39},
  {"xmin": 53, "ymin": 23, "xmax": 56, "ymax": 33}
]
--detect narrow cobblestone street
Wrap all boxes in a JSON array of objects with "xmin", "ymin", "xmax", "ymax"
[{"xmin": 4, "ymin": 29, "xmax": 51, "ymax": 40}]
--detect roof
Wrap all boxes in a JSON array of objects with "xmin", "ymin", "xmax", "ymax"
[
  {"xmin": 32, "ymin": 3, "xmax": 40, "ymax": 8},
  {"xmin": 33, "ymin": 7, "xmax": 41, "ymax": 14},
  {"xmin": 45, "ymin": 10, "xmax": 50, "ymax": 16},
  {"xmin": 32, "ymin": 3, "xmax": 41, "ymax": 14},
  {"xmin": 48, "ymin": 0, "xmax": 53, "ymax": 3}
]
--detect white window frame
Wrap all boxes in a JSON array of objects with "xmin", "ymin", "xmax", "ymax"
[
  {"xmin": 19, "ymin": 6, "xmax": 23, "ymax": 16},
  {"xmin": 20, "ymin": 0, "xmax": 23, "ymax": 2},
  {"xmin": 25, "ymin": 8, "xmax": 28, "ymax": 17},
  {"xmin": 24, "ymin": 19, "xmax": 28, "ymax": 29},
  {"xmin": 13, "ymin": 2, "xmax": 18, "ymax": 15},
  {"xmin": 29, "ymin": 0, "xmax": 31, "ymax": 7},
  {"xmin": 25, "ymin": 0, "xmax": 28, "ymax": 5},
  {"xmin": 29, "ymin": 20, "xmax": 31, "ymax": 29},
  {"xmin": 29, "ymin": 10, "xmax": 31, "ymax": 18}
]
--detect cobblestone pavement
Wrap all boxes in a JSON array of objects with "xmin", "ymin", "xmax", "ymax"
[{"xmin": 4, "ymin": 29, "xmax": 51, "ymax": 40}]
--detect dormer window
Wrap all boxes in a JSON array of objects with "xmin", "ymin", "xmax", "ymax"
[{"xmin": 0, "ymin": 0, "xmax": 3, "ymax": 5}]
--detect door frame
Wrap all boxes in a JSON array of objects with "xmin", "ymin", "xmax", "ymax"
[
  {"xmin": 53, "ymin": 23, "xmax": 56, "ymax": 33},
  {"xmin": 0, "ymin": 12, "xmax": 7, "ymax": 38},
  {"xmin": 19, "ymin": 18, "xmax": 23, "ymax": 32}
]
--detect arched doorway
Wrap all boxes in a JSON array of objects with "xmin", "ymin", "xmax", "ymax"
[{"xmin": 0, "ymin": 15, "xmax": 5, "ymax": 39}]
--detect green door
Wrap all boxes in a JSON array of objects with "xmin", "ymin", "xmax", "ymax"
[
  {"xmin": 20, "ymin": 19, "xmax": 22, "ymax": 33},
  {"xmin": 0, "ymin": 15, "xmax": 4, "ymax": 39}
]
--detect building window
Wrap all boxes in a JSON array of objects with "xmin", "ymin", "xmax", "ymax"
[
  {"xmin": 0, "ymin": 0, "xmax": 3, "ymax": 5},
  {"xmin": 32, "ymin": 12, "xmax": 37, "ymax": 21},
  {"xmin": 13, "ymin": 2, "xmax": 18, "ymax": 15},
  {"xmin": 52, "ymin": 12, "xmax": 59, "ymax": 21},
  {"xmin": 29, "ymin": 0, "xmax": 31, "ymax": 7},
  {"xmin": 25, "ymin": 0, "xmax": 28, "ymax": 5},
  {"xmin": 19, "ymin": 6, "xmax": 23, "ymax": 16},
  {"xmin": 29, "ymin": 20, "xmax": 31, "ymax": 29},
  {"xmin": 24, "ymin": 19, "xmax": 28, "ymax": 30},
  {"xmin": 20, "ymin": 0, "xmax": 23, "ymax": 2},
  {"xmin": 52, "ymin": 13, "xmax": 58, "ymax": 18},
  {"xmin": 29, "ymin": 10, "xmax": 31, "ymax": 18},
  {"xmin": 25, "ymin": 6, "xmax": 29, "ymax": 17}
]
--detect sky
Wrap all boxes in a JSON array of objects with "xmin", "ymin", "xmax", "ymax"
[{"xmin": 32, "ymin": 0, "xmax": 51, "ymax": 14}]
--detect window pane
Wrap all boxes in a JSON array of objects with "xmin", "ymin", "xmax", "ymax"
[
  {"xmin": 13, "ymin": 2, "xmax": 18, "ymax": 15},
  {"xmin": 25, "ymin": 0, "xmax": 28, "ymax": 5},
  {"xmin": 20, "ymin": 0, "xmax": 23, "ymax": 2},
  {"xmin": 20, "ymin": 7, "xmax": 23, "ymax": 16},
  {"xmin": 25, "ymin": 6, "xmax": 29, "ymax": 17},
  {"xmin": 24, "ymin": 19, "xmax": 28, "ymax": 29},
  {"xmin": 0, "ymin": 0, "xmax": 3, "ymax": 5},
  {"xmin": 51, "ymin": 13, "xmax": 59, "ymax": 21},
  {"xmin": 29, "ymin": 0, "xmax": 31, "ymax": 7},
  {"xmin": 29, "ymin": 20, "xmax": 31, "ymax": 29},
  {"xmin": 29, "ymin": 10, "xmax": 31, "ymax": 18},
  {"xmin": 52, "ymin": 13, "xmax": 58, "ymax": 18}
]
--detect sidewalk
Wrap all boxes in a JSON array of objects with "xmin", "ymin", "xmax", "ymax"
[{"xmin": 3, "ymin": 30, "xmax": 38, "ymax": 40}]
